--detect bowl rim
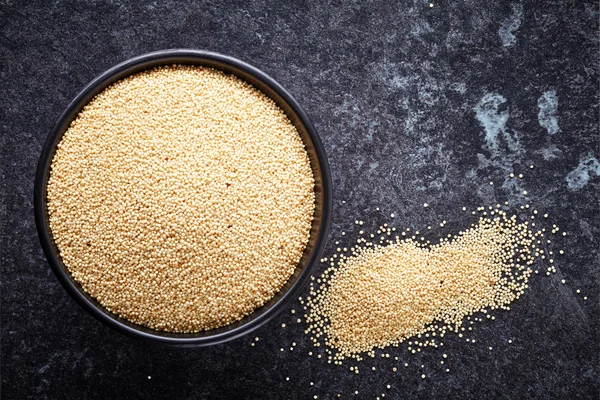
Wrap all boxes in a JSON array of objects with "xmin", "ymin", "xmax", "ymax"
[{"xmin": 33, "ymin": 49, "xmax": 332, "ymax": 346}]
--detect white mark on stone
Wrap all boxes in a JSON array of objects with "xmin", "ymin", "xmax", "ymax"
[
  {"xmin": 473, "ymin": 93, "xmax": 524, "ymax": 201},
  {"xmin": 566, "ymin": 154, "xmax": 600, "ymax": 190},
  {"xmin": 449, "ymin": 82, "xmax": 467, "ymax": 94},
  {"xmin": 474, "ymin": 93, "xmax": 509, "ymax": 152},
  {"xmin": 537, "ymin": 90, "xmax": 560, "ymax": 135},
  {"xmin": 498, "ymin": 3, "xmax": 524, "ymax": 47},
  {"xmin": 535, "ymin": 144, "xmax": 562, "ymax": 161},
  {"xmin": 584, "ymin": 3, "xmax": 599, "ymax": 18},
  {"xmin": 501, "ymin": 177, "xmax": 526, "ymax": 201}
]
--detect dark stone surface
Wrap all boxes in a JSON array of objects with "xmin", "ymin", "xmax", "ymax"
[{"xmin": 1, "ymin": 0, "xmax": 598, "ymax": 399}]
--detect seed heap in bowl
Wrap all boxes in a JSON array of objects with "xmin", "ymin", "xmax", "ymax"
[
  {"xmin": 304, "ymin": 208, "xmax": 552, "ymax": 361},
  {"xmin": 47, "ymin": 65, "xmax": 315, "ymax": 333}
]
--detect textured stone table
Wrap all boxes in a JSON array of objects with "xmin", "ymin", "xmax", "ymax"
[{"xmin": 2, "ymin": 1, "xmax": 598, "ymax": 399}]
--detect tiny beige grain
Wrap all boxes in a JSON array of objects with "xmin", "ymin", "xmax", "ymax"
[{"xmin": 47, "ymin": 65, "xmax": 315, "ymax": 333}]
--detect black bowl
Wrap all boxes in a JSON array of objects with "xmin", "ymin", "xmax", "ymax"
[{"xmin": 34, "ymin": 49, "xmax": 332, "ymax": 346}]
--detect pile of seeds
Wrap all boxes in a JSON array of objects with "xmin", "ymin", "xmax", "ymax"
[
  {"xmin": 304, "ymin": 208, "xmax": 554, "ymax": 361},
  {"xmin": 47, "ymin": 65, "xmax": 315, "ymax": 332}
]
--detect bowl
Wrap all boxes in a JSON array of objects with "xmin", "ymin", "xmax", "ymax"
[{"xmin": 34, "ymin": 49, "xmax": 332, "ymax": 346}]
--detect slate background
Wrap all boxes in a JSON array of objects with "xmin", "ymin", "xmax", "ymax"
[{"xmin": 1, "ymin": 0, "xmax": 598, "ymax": 399}]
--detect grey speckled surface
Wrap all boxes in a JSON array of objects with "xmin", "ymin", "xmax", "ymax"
[{"xmin": 1, "ymin": 1, "xmax": 598, "ymax": 399}]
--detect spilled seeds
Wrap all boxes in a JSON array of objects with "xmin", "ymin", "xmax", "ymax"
[
  {"xmin": 302, "ymin": 203, "xmax": 565, "ymax": 363},
  {"xmin": 245, "ymin": 170, "xmax": 591, "ymax": 399}
]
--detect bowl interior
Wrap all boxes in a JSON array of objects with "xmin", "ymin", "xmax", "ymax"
[{"xmin": 35, "ymin": 50, "xmax": 331, "ymax": 345}]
